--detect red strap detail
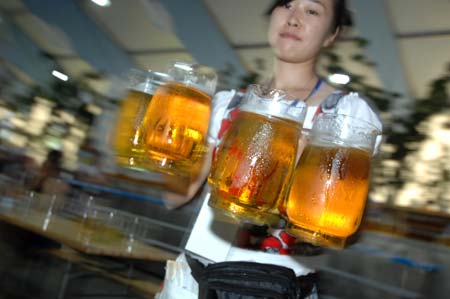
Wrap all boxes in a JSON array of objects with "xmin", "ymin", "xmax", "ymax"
[
  {"xmin": 313, "ymin": 106, "xmax": 322, "ymax": 122},
  {"xmin": 229, "ymin": 106, "xmax": 240, "ymax": 119},
  {"xmin": 217, "ymin": 119, "xmax": 232, "ymax": 140},
  {"xmin": 279, "ymin": 231, "xmax": 297, "ymax": 246},
  {"xmin": 217, "ymin": 107, "xmax": 240, "ymax": 140},
  {"xmin": 260, "ymin": 236, "xmax": 282, "ymax": 250}
]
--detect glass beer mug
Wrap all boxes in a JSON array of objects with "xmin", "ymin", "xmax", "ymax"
[
  {"xmin": 285, "ymin": 113, "xmax": 381, "ymax": 248},
  {"xmin": 208, "ymin": 85, "xmax": 307, "ymax": 225},
  {"xmin": 140, "ymin": 61, "xmax": 217, "ymax": 174},
  {"xmin": 114, "ymin": 69, "xmax": 170, "ymax": 170}
]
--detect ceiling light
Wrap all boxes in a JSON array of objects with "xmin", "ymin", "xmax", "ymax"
[
  {"xmin": 91, "ymin": 0, "xmax": 111, "ymax": 7},
  {"xmin": 328, "ymin": 73, "xmax": 350, "ymax": 85},
  {"xmin": 52, "ymin": 70, "xmax": 69, "ymax": 81}
]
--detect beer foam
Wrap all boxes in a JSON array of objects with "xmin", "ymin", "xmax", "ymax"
[
  {"xmin": 130, "ymin": 81, "xmax": 158, "ymax": 95},
  {"xmin": 185, "ymin": 82, "xmax": 215, "ymax": 96},
  {"xmin": 238, "ymin": 85, "xmax": 307, "ymax": 124},
  {"xmin": 126, "ymin": 69, "xmax": 171, "ymax": 95},
  {"xmin": 168, "ymin": 62, "xmax": 217, "ymax": 96},
  {"xmin": 311, "ymin": 113, "xmax": 380, "ymax": 153},
  {"xmin": 240, "ymin": 99, "xmax": 306, "ymax": 124}
]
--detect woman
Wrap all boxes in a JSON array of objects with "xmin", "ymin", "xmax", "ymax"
[{"xmin": 158, "ymin": 0, "xmax": 382, "ymax": 298}]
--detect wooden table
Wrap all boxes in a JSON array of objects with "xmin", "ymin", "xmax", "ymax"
[
  {"xmin": 0, "ymin": 193, "xmax": 179, "ymax": 298},
  {"xmin": 0, "ymin": 205, "xmax": 176, "ymax": 262}
]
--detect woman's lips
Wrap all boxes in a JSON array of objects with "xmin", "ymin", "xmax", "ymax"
[{"xmin": 280, "ymin": 32, "xmax": 301, "ymax": 41}]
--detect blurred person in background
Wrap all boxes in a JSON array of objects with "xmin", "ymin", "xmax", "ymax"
[
  {"xmin": 29, "ymin": 149, "xmax": 70, "ymax": 196},
  {"xmin": 157, "ymin": 1, "xmax": 383, "ymax": 298}
]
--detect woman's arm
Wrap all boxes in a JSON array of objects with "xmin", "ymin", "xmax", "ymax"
[{"xmin": 161, "ymin": 142, "xmax": 214, "ymax": 209}]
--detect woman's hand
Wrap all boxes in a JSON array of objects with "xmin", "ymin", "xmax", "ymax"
[{"xmin": 161, "ymin": 143, "xmax": 214, "ymax": 209}]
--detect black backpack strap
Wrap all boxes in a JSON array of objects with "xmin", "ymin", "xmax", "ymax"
[
  {"xmin": 185, "ymin": 254, "xmax": 207, "ymax": 283},
  {"xmin": 198, "ymin": 261, "xmax": 305, "ymax": 299}
]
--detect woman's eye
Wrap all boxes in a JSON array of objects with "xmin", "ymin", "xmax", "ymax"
[{"xmin": 306, "ymin": 9, "xmax": 319, "ymax": 16}]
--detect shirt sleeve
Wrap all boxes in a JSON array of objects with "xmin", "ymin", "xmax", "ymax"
[{"xmin": 207, "ymin": 90, "xmax": 236, "ymax": 146}]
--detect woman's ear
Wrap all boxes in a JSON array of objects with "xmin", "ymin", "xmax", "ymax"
[{"xmin": 322, "ymin": 27, "xmax": 340, "ymax": 48}]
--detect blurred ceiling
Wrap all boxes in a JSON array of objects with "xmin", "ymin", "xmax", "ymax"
[{"xmin": 0, "ymin": 0, "xmax": 449, "ymax": 107}]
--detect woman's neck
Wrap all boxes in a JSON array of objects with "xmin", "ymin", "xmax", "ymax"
[{"xmin": 272, "ymin": 59, "xmax": 318, "ymax": 94}]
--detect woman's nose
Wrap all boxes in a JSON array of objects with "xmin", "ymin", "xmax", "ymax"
[
  {"xmin": 287, "ymin": 11, "xmax": 300, "ymax": 27},
  {"xmin": 287, "ymin": 20, "xmax": 299, "ymax": 27}
]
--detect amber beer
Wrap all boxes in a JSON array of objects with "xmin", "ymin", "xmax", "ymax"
[
  {"xmin": 285, "ymin": 113, "xmax": 379, "ymax": 248},
  {"xmin": 113, "ymin": 69, "xmax": 168, "ymax": 170},
  {"xmin": 208, "ymin": 85, "xmax": 306, "ymax": 225},
  {"xmin": 286, "ymin": 145, "xmax": 371, "ymax": 247},
  {"xmin": 114, "ymin": 89, "xmax": 153, "ymax": 167},
  {"xmin": 141, "ymin": 82, "xmax": 212, "ymax": 172}
]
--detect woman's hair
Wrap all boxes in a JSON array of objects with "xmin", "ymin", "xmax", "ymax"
[{"xmin": 266, "ymin": 0, "xmax": 353, "ymax": 32}]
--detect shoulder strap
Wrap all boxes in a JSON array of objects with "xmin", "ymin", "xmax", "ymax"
[{"xmin": 291, "ymin": 78, "xmax": 323, "ymax": 107}]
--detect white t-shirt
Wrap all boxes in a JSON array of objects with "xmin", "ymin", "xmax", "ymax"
[{"xmin": 185, "ymin": 89, "xmax": 383, "ymax": 276}]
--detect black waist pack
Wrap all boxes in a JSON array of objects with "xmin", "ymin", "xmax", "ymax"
[{"xmin": 196, "ymin": 261, "xmax": 309, "ymax": 299}]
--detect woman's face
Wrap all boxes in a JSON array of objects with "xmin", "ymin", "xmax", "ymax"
[{"xmin": 268, "ymin": 0, "xmax": 338, "ymax": 64}]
